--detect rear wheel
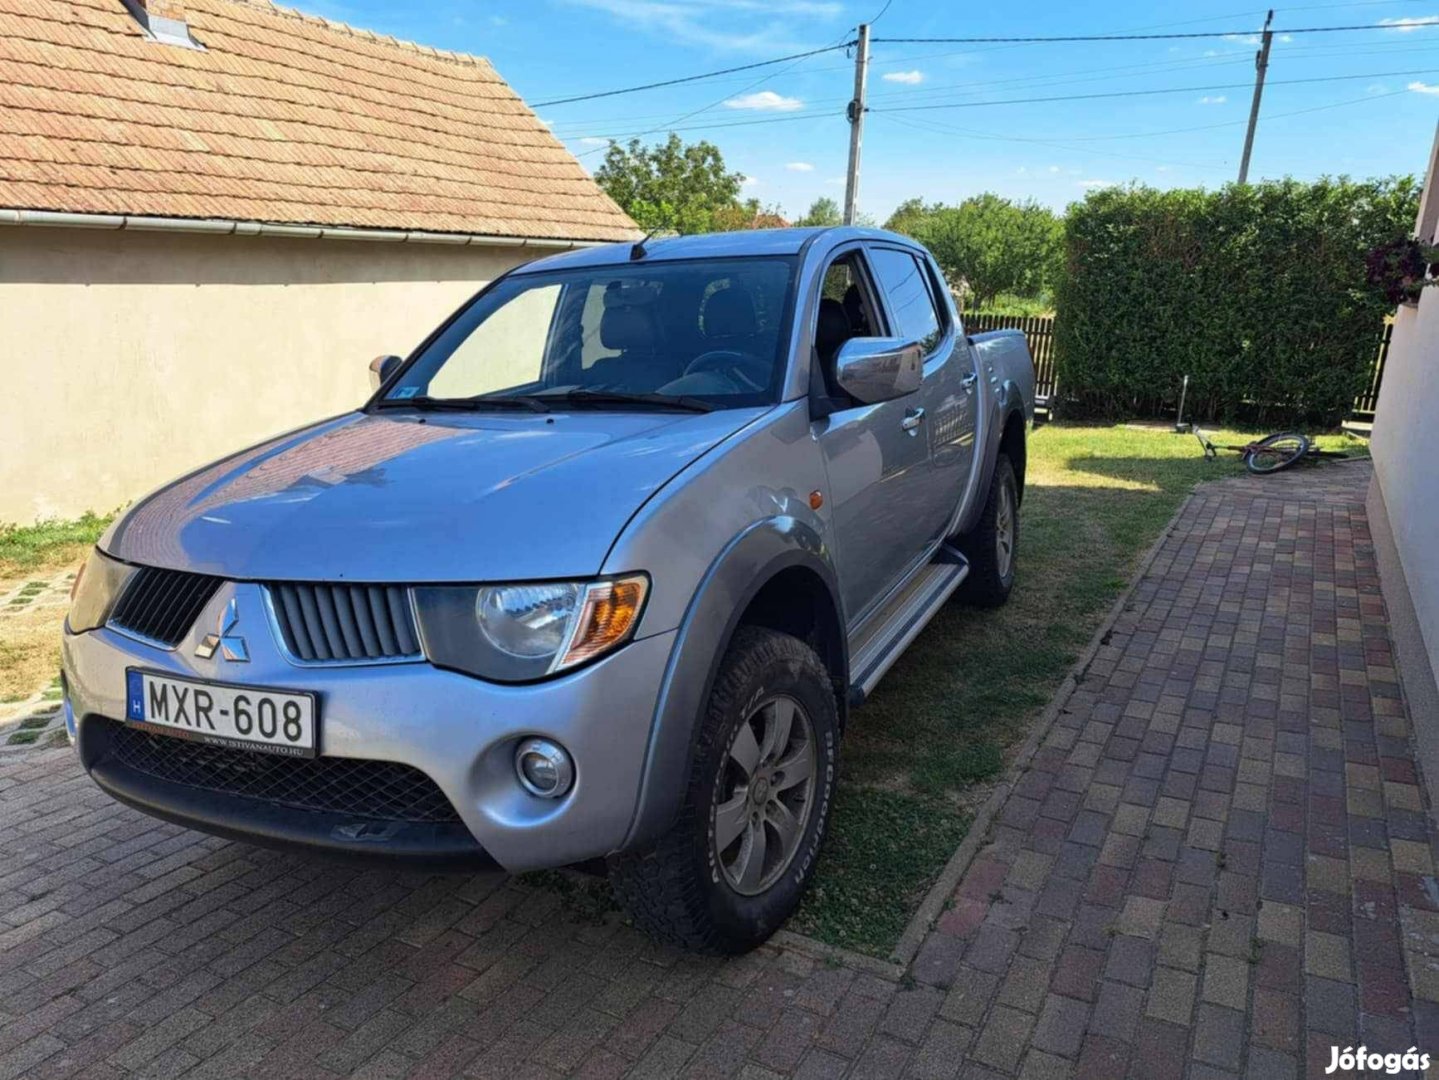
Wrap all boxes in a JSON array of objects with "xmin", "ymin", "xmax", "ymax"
[
  {"xmin": 956, "ymin": 454, "xmax": 1019, "ymax": 608},
  {"xmin": 608, "ymin": 627, "xmax": 838, "ymax": 954},
  {"xmin": 1245, "ymin": 432, "xmax": 1310, "ymax": 474}
]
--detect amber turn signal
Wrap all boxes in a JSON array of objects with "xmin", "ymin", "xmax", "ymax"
[{"xmin": 560, "ymin": 574, "xmax": 648, "ymax": 668}]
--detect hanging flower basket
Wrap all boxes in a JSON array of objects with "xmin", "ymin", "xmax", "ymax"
[{"xmin": 1365, "ymin": 236, "xmax": 1439, "ymax": 307}]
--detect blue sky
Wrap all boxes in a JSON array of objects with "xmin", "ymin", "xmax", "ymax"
[{"xmin": 298, "ymin": 0, "xmax": 1439, "ymax": 221}]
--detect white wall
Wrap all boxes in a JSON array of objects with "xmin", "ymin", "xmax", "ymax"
[
  {"xmin": 1370, "ymin": 125, "xmax": 1439, "ymax": 695},
  {"xmin": 0, "ymin": 227, "xmax": 550, "ymax": 523}
]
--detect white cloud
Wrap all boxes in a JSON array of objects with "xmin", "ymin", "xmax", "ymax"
[
  {"xmin": 578, "ymin": 137, "xmax": 611, "ymax": 146},
  {"xmin": 1223, "ymin": 33, "xmax": 1261, "ymax": 45},
  {"xmin": 1198, "ymin": 95, "xmax": 1227, "ymax": 105},
  {"xmin": 1369, "ymin": 83, "xmax": 1390, "ymax": 94},
  {"xmin": 825, "ymin": 176, "xmax": 845, "ymax": 186},
  {"xmin": 785, "ymin": 161, "xmax": 815, "ymax": 172},
  {"xmin": 1383, "ymin": 15, "xmax": 1438, "ymax": 32},
  {"xmin": 1078, "ymin": 179, "xmax": 1115, "ymax": 189},
  {"xmin": 563, "ymin": 0, "xmax": 842, "ymax": 52},
  {"xmin": 725, "ymin": 90, "xmax": 804, "ymax": 111},
  {"xmin": 1409, "ymin": 81, "xmax": 1439, "ymax": 95},
  {"xmin": 882, "ymin": 70, "xmax": 924, "ymax": 85},
  {"xmin": 741, "ymin": 174, "xmax": 760, "ymax": 187},
  {"xmin": 1156, "ymin": 166, "xmax": 1171, "ymax": 173},
  {"xmin": 1047, "ymin": 165, "xmax": 1061, "ymax": 174}
]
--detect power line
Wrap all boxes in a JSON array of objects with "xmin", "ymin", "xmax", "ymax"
[
  {"xmin": 549, "ymin": 51, "xmax": 1264, "ymax": 135},
  {"xmin": 879, "ymin": 84, "xmax": 1414, "ymax": 173},
  {"xmin": 870, "ymin": 18, "xmax": 1439, "ymax": 44},
  {"xmin": 532, "ymin": 42, "xmax": 854, "ymax": 108},
  {"xmin": 868, "ymin": 67, "xmax": 1439, "ymax": 113},
  {"xmin": 569, "ymin": 29, "xmax": 856, "ymax": 158}
]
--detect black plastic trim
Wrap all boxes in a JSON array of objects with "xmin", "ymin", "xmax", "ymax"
[{"xmin": 80, "ymin": 717, "xmax": 494, "ymax": 871}]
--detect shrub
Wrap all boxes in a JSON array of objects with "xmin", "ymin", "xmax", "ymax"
[{"xmin": 1053, "ymin": 178, "xmax": 1418, "ymax": 425}]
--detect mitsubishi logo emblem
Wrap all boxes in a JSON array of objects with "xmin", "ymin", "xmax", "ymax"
[{"xmin": 196, "ymin": 598, "xmax": 249, "ymax": 662}]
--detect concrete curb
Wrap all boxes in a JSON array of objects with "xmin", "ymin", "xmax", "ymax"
[{"xmin": 884, "ymin": 489, "xmax": 1199, "ymax": 969}]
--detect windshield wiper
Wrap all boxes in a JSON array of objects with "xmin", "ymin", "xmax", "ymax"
[
  {"xmin": 377, "ymin": 393, "xmax": 550, "ymax": 413},
  {"xmin": 537, "ymin": 389, "xmax": 718, "ymax": 413}
]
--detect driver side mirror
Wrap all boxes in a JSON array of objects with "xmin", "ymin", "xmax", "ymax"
[
  {"xmin": 369, "ymin": 354, "xmax": 402, "ymax": 391},
  {"xmin": 832, "ymin": 337, "xmax": 923, "ymax": 405}
]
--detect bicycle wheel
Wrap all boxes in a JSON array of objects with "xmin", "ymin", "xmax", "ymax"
[{"xmin": 1245, "ymin": 432, "xmax": 1310, "ymax": 474}]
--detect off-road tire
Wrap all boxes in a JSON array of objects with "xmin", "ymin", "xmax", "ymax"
[
  {"xmin": 607, "ymin": 626, "xmax": 839, "ymax": 954},
  {"xmin": 956, "ymin": 453, "xmax": 1019, "ymax": 609}
]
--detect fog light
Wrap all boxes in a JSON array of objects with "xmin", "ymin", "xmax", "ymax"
[{"xmin": 515, "ymin": 738, "xmax": 573, "ymax": 798}]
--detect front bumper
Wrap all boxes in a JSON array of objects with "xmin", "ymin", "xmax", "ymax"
[{"xmin": 63, "ymin": 581, "xmax": 676, "ymax": 871}]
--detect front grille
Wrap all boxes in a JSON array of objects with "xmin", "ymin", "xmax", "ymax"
[
  {"xmin": 109, "ymin": 567, "xmax": 223, "ymax": 647},
  {"xmin": 108, "ymin": 721, "xmax": 461, "ymax": 823},
  {"xmin": 267, "ymin": 583, "xmax": 420, "ymax": 663}
]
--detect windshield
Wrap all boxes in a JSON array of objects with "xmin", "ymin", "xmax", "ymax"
[{"xmin": 383, "ymin": 256, "xmax": 798, "ymax": 409}]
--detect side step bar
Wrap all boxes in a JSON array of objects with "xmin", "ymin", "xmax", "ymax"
[{"xmin": 848, "ymin": 544, "xmax": 969, "ymax": 706}]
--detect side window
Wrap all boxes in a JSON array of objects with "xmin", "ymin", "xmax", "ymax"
[
  {"xmin": 427, "ymin": 283, "xmax": 560, "ymax": 396},
  {"xmin": 868, "ymin": 248, "xmax": 944, "ymax": 355}
]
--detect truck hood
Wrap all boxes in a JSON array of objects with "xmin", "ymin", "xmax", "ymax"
[{"xmin": 103, "ymin": 408, "xmax": 767, "ymax": 582}]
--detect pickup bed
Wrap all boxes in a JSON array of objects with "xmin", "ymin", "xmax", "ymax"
[{"xmin": 64, "ymin": 225, "xmax": 1034, "ymax": 954}]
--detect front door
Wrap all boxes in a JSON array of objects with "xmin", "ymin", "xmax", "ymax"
[
  {"xmin": 865, "ymin": 245, "xmax": 978, "ymax": 542},
  {"xmin": 811, "ymin": 249, "xmax": 935, "ymax": 628}
]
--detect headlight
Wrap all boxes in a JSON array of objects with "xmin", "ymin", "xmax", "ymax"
[
  {"xmin": 413, "ymin": 574, "xmax": 648, "ymax": 682},
  {"xmin": 67, "ymin": 549, "xmax": 135, "ymax": 633}
]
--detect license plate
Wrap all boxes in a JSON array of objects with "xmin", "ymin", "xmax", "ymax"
[{"xmin": 125, "ymin": 670, "xmax": 318, "ymax": 758}]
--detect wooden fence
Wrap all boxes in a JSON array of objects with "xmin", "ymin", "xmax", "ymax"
[
  {"xmin": 1352, "ymin": 321, "xmax": 1393, "ymax": 418},
  {"xmin": 965, "ymin": 312, "xmax": 1393, "ymax": 421},
  {"xmin": 965, "ymin": 313, "xmax": 1057, "ymax": 408}
]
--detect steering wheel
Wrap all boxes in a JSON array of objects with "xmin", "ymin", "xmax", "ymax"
[{"xmin": 683, "ymin": 349, "xmax": 766, "ymax": 391}]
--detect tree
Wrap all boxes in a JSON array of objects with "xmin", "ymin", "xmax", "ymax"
[
  {"xmin": 795, "ymin": 197, "xmax": 843, "ymax": 227},
  {"xmin": 883, "ymin": 197, "xmax": 938, "ymax": 236},
  {"xmin": 594, "ymin": 134, "xmax": 744, "ymax": 235},
  {"xmin": 712, "ymin": 198, "xmax": 789, "ymax": 231},
  {"xmin": 897, "ymin": 194, "xmax": 1062, "ymax": 311}
]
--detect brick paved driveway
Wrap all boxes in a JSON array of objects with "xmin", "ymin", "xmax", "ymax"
[{"xmin": 2, "ymin": 461, "xmax": 1436, "ymax": 1080}]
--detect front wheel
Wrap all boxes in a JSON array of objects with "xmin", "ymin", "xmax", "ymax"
[
  {"xmin": 956, "ymin": 453, "xmax": 1019, "ymax": 608},
  {"xmin": 608, "ymin": 627, "xmax": 838, "ymax": 954}
]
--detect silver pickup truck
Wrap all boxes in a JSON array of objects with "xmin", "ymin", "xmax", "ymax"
[{"xmin": 62, "ymin": 226, "xmax": 1034, "ymax": 953}]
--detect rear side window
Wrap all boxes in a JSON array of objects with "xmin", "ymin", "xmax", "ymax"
[{"xmin": 868, "ymin": 248, "xmax": 945, "ymax": 354}]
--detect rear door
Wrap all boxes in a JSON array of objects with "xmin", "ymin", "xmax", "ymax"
[{"xmin": 865, "ymin": 244, "xmax": 977, "ymax": 543}]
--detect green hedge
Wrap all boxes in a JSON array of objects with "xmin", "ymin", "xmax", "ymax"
[{"xmin": 1053, "ymin": 178, "xmax": 1417, "ymax": 425}]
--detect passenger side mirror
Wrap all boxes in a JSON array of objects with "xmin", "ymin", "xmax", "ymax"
[
  {"xmin": 369, "ymin": 354, "xmax": 402, "ymax": 391},
  {"xmin": 832, "ymin": 337, "xmax": 923, "ymax": 405}
]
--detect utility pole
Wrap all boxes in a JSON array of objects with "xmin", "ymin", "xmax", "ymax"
[
  {"xmin": 843, "ymin": 23, "xmax": 870, "ymax": 225},
  {"xmin": 1237, "ymin": 10, "xmax": 1274, "ymax": 185}
]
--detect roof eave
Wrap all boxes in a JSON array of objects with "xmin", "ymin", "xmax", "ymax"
[{"xmin": 0, "ymin": 208, "xmax": 629, "ymax": 248}]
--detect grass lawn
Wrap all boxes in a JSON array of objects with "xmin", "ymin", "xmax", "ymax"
[
  {"xmin": 788, "ymin": 421, "xmax": 1365, "ymax": 957},
  {"xmin": 0, "ymin": 514, "xmax": 111, "ymax": 704}
]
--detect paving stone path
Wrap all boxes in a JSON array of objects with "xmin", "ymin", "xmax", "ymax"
[{"xmin": 1, "ymin": 461, "xmax": 1435, "ymax": 1080}]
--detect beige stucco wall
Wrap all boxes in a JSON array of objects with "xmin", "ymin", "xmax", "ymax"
[{"xmin": 0, "ymin": 226, "xmax": 550, "ymax": 524}]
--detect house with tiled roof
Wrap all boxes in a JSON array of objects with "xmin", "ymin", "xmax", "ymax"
[{"xmin": 0, "ymin": 0, "xmax": 637, "ymax": 522}]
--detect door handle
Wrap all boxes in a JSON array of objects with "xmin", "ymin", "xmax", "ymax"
[
  {"xmin": 902, "ymin": 408, "xmax": 925, "ymax": 433},
  {"xmin": 961, "ymin": 372, "xmax": 979, "ymax": 393}
]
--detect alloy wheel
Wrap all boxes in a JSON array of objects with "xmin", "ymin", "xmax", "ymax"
[
  {"xmin": 712, "ymin": 695, "xmax": 817, "ymax": 896},
  {"xmin": 995, "ymin": 479, "xmax": 1015, "ymax": 580}
]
